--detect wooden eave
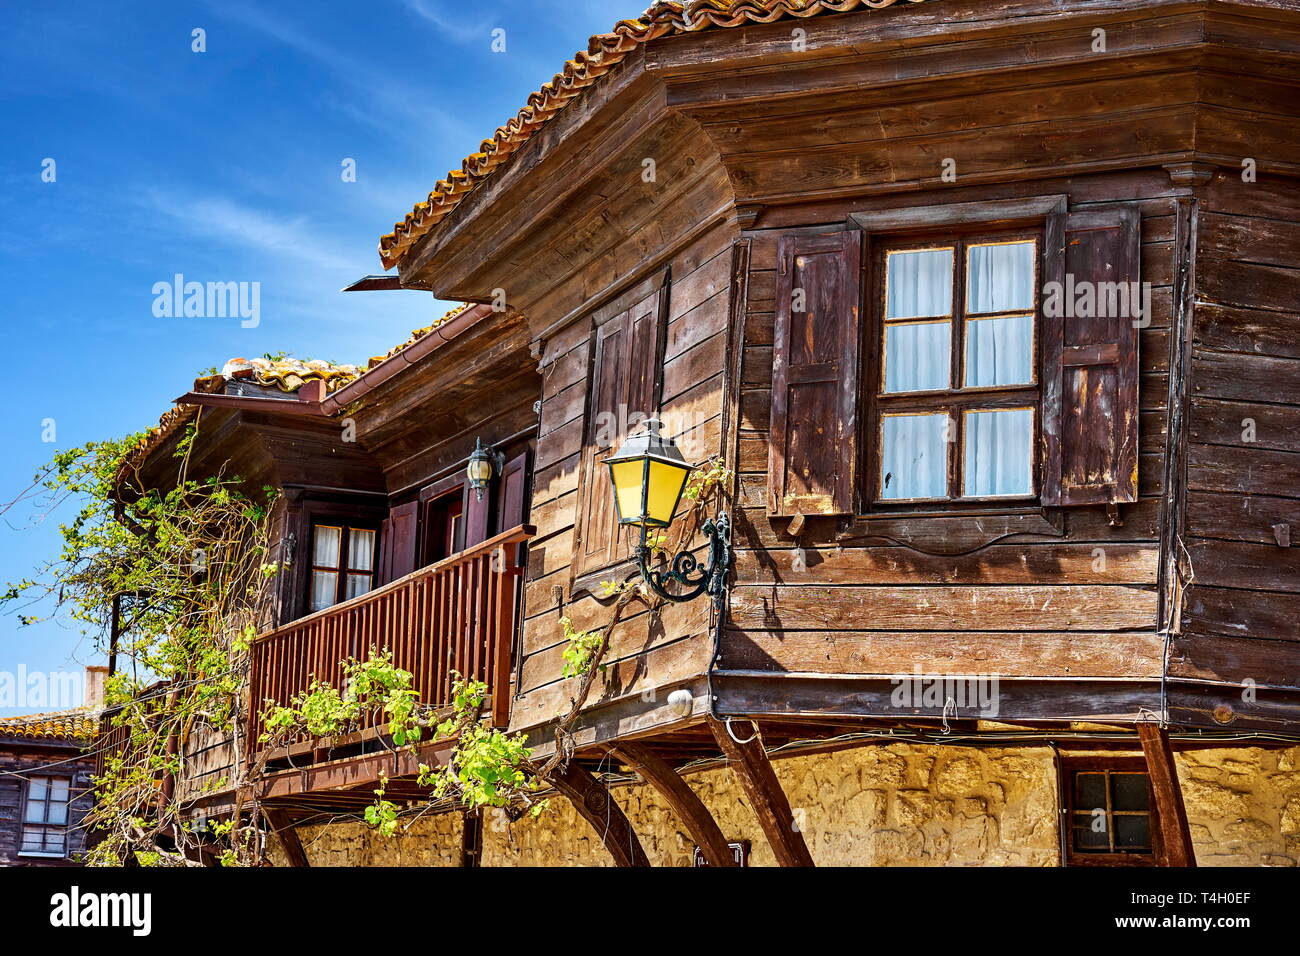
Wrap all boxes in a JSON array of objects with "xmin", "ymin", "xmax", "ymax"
[
  {"xmin": 397, "ymin": 52, "xmax": 681, "ymax": 296},
  {"xmin": 397, "ymin": 0, "xmax": 1300, "ymax": 305}
]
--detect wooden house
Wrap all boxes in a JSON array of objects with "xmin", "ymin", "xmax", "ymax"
[
  {"xmin": 116, "ymin": 0, "xmax": 1300, "ymax": 866},
  {"xmin": 0, "ymin": 668, "xmax": 103, "ymax": 866}
]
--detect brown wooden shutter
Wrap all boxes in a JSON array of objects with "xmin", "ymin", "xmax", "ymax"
[
  {"xmin": 497, "ymin": 450, "xmax": 529, "ymax": 533},
  {"xmin": 387, "ymin": 501, "xmax": 420, "ymax": 579},
  {"xmin": 1042, "ymin": 205, "xmax": 1141, "ymax": 506},
  {"xmin": 377, "ymin": 517, "xmax": 393, "ymax": 585},
  {"xmin": 574, "ymin": 282, "xmax": 667, "ymax": 578},
  {"xmin": 463, "ymin": 482, "xmax": 491, "ymax": 548},
  {"xmin": 768, "ymin": 229, "xmax": 863, "ymax": 517}
]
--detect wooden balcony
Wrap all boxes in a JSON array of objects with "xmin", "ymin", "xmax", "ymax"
[{"xmin": 248, "ymin": 524, "xmax": 533, "ymax": 771}]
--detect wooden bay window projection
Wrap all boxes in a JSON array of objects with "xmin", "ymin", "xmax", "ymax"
[
  {"xmin": 873, "ymin": 234, "xmax": 1040, "ymax": 503},
  {"xmin": 309, "ymin": 523, "xmax": 378, "ymax": 612},
  {"xmin": 21, "ymin": 775, "xmax": 72, "ymax": 856}
]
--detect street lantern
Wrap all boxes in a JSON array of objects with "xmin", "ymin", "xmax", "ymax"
[
  {"xmin": 603, "ymin": 418, "xmax": 731, "ymax": 605},
  {"xmin": 605, "ymin": 418, "xmax": 692, "ymax": 528}
]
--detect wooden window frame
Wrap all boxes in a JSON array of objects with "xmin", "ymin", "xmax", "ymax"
[
  {"xmin": 1061, "ymin": 755, "xmax": 1159, "ymax": 867},
  {"xmin": 852, "ymin": 197, "xmax": 1067, "ymax": 515},
  {"xmin": 18, "ymin": 773, "xmax": 73, "ymax": 858},
  {"xmin": 420, "ymin": 483, "xmax": 467, "ymax": 568},
  {"xmin": 307, "ymin": 521, "xmax": 380, "ymax": 612}
]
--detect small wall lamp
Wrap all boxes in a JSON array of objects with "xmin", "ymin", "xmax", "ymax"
[{"xmin": 467, "ymin": 437, "xmax": 504, "ymax": 501}]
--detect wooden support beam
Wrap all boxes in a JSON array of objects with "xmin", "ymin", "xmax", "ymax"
[
  {"xmin": 611, "ymin": 741, "xmax": 738, "ymax": 867},
  {"xmin": 264, "ymin": 807, "xmax": 311, "ymax": 868},
  {"xmin": 707, "ymin": 716, "xmax": 815, "ymax": 867},
  {"xmin": 1137, "ymin": 722, "xmax": 1197, "ymax": 867},
  {"xmin": 546, "ymin": 761, "xmax": 650, "ymax": 867}
]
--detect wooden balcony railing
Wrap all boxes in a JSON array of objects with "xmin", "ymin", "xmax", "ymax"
[{"xmin": 247, "ymin": 524, "xmax": 533, "ymax": 762}]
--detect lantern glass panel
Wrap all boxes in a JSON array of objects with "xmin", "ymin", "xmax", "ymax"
[{"xmin": 645, "ymin": 459, "xmax": 690, "ymax": 527}]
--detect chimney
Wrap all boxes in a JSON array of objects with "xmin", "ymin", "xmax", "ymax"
[{"xmin": 84, "ymin": 664, "xmax": 108, "ymax": 712}]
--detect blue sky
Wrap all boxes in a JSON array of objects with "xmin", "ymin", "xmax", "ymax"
[{"xmin": 0, "ymin": 0, "xmax": 632, "ymax": 714}]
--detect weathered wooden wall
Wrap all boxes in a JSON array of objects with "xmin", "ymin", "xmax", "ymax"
[
  {"xmin": 514, "ymin": 214, "xmax": 737, "ymax": 740},
  {"xmin": 1169, "ymin": 172, "xmax": 1300, "ymax": 730}
]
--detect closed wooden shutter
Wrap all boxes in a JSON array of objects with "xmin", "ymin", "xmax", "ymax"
[
  {"xmin": 387, "ymin": 501, "xmax": 420, "ymax": 580},
  {"xmin": 377, "ymin": 517, "xmax": 393, "ymax": 585},
  {"xmin": 768, "ymin": 229, "xmax": 863, "ymax": 517},
  {"xmin": 463, "ymin": 481, "xmax": 492, "ymax": 549},
  {"xmin": 1042, "ymin": 205, "xmax": 1141, "ymax": 506},
  {"xmin": 573, "ymin": 281, "xmax": 667, "ymax": 578},
  {"xmin": 497, "ymin": 450, "xmax": 529, "ymax": 533}
]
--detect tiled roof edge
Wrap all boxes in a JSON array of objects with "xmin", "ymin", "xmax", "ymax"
[{"xmin": 377, "ymin": 0, "xmax": 930, "ymax": 268}]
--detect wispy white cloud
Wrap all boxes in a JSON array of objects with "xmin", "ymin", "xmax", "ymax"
[
  {"xmin": 400, "ymin": 0, "xmax": 494, "ymax": 44},
  {"xmin": 141, "ymin": 189, "xmax": 355, "ymax": 275}
]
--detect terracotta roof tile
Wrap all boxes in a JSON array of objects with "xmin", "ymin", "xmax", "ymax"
[
  {"xmin": 220, "ymin": 356, "xmax": 364, "ymax": 395},
  {"xmin": 0, "ymin": 708, "xmax": 98, "ymax": 741},
  {"xmin": 377, "ymin": 0, "xmax": 929, "ymax": 268},
  {"xmin": 117, "ymin": 357, "xmax": 362, "ymax": 485}
]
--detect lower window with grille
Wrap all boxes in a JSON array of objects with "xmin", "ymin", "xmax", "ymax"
[{"xmin": 1062, "ymin": 756, "xmax": 1157, "ymax": 866}]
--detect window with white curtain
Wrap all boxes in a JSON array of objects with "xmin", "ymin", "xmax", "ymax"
[
  {"xmin": 309, "ymin": 523, "xmax": 378, "ymax": 612},
  {"xmin": 875, "ymin": 234, "xmax": 1039, "ymax": 503},
  {"xmin": 21, "ymin": 776, "xmax": 72, "ymax": 857}
]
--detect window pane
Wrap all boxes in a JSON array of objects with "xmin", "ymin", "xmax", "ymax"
[
  {"xmin": 23, "ymin": 798, "xmax": 45, "ymax": 823},
  {"xmin": 1111, "ymin": 773, "xmax": 1150, "ymax": 812},
  {"xmin": 310, "ymin": 571, "xmax": 338, "ymax": 612},
  {"xmin": 46, "ymin": 802, "xmax": 68, "ymax": 825},
  {"xmin": 49, "ymin": 777, "xmax": 69, "ymax": 799},
  {"xmin": 28, "ymin": 778, "xmax": 46, "ymax": 803},
  {"xmin": 966, "ymin": 241, "xmax": 1035, "ymax": 313},
  {"xmin": 963, "ymin": 409, "xmax": 1033, "ymax": 497},
  {"xmin": 880, "ymin": 414, "xmax": 948, "ymax": 500},
  {"xmin": 884, "ymin": 321, "xmax": 951, "ymax": 393},
  {"xmin": 1075, "ymin": 772, "xmax": 1106, "ymax": 810},
  {"xmin": 1073, "ymin": 822, "xmax": 1109, "ymax": 851},
  {"xmin": 1114, "ymin": 815, "xmax": 1151, "ymax": 850},
  {"xmin": 886, "ymin": 248, "xmax": 953, "ymax": 319},
  {"xmin": 964, "ymin": 314, "xmax": 1034, "ymax": 387},
  {"xmin": 313, "ymin": 526, "xmax": 341, "ymax": 568},
  {"xmin": 348, "ymin": 529, "xmax": 376, "ymax": 572},
  {"xmin": 345, "ymin": 573, "xmax": 372, "ymax": 601},
  {"xmin": 21, "ymin": 827, "xmax": 45, "ymax": 852}
]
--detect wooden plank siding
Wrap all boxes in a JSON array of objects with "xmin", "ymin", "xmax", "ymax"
[
  {"xmin": 719, "ymin": 171, "xmax": 1179, "ymax": 722},
  {"xmin": 1168, "ymin": 174, "xmax": 1300, "ymax": 730},
  {"xmin": 511, "ymin": 219, "xmax": 737, "ymax": 737}
]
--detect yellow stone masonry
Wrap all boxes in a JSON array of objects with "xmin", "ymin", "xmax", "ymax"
[{"xmin": 271, "ymin": 742, "xmax": 1300, "ymax": 867}]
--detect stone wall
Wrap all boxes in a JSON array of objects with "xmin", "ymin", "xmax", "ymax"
[
  {"xmin": 272, "ymin": 809, "xmax": 463, "ymax": 867},
  {"xmin": 268, "ymin": 742, "xmax": 1300, "ymax": 867},
  {"xmin": 1177, "ymin": 746, "xmax": 1300, "ymax": 866},
  {"xmin": 479, "ymin": 742, "xmax": 1060, "ymax": 867}
]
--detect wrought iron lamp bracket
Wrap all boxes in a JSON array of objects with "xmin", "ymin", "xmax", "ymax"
[{"xmin": 635, "ymin": 511, "xmax": 731, "ymax": 607}]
